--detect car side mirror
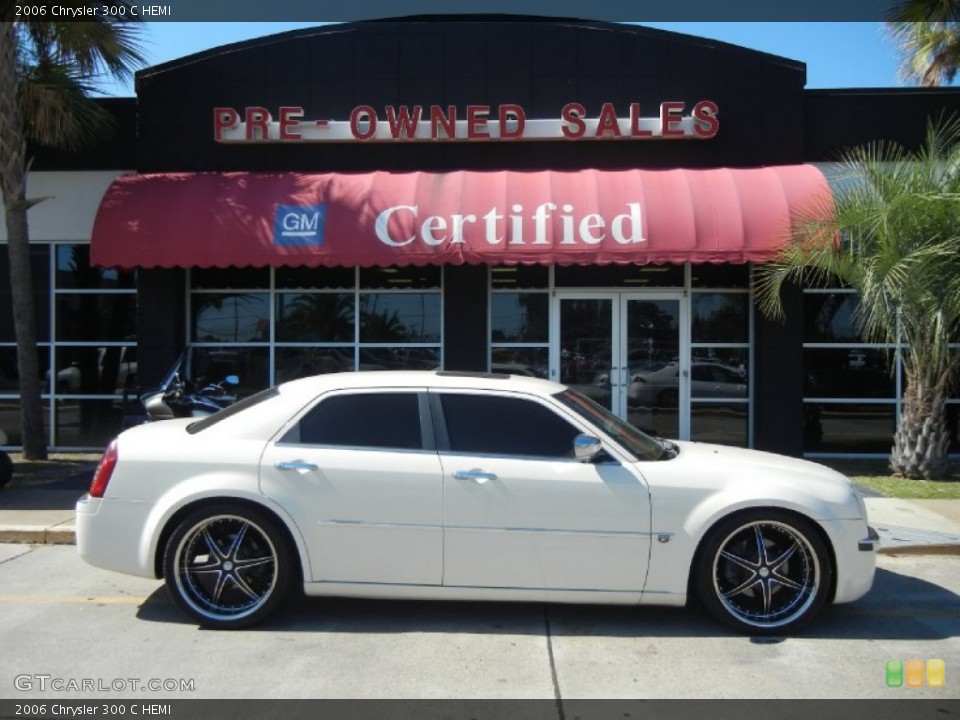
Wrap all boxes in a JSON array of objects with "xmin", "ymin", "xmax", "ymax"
[
  {"xmin": 225, "ymin": 375, "xmax": 240, "ymax": 386},
  {"xmin": 573, "ymin": 434, "xmax": 604, "ymax": 463}
]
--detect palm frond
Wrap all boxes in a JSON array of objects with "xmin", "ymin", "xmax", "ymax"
[{"xmin": 18, "ymin": 64, "xmax": 115, "ymax": 150}]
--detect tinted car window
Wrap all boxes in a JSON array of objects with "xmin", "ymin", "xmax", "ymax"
[
  {"xmin": 440, "ymin": 394, "xmax": 579, "ymax": 458},
  {"xmin": 296, "ymin": 393, "xmax": 422, "ymax": 449},
  {"xmin": 187, "ymin": 386, "xmax": 280, "ymax": 434}
]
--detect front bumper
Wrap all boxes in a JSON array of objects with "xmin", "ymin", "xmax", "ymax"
[{"xmin": 825, "ymin": 518, "xmax": 877, "ymax": 604}]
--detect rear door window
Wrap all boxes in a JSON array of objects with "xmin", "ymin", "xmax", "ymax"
[{"xmin": 289, "ymin": 392, "xmax": 423, "ymax": 450}]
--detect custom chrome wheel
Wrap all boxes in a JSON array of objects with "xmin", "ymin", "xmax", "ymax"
[
  {"xmin": 163, "ymin": 504, "xmax": 293, "ymax": 629},
  {"xmin": 696, "ymin": 511, "xmax": 832, "ymax": 634}
]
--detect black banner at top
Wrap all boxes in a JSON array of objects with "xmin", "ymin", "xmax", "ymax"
[{"xmin": 12, "ymin": 0, "xmax": 905, "ymax": 22}]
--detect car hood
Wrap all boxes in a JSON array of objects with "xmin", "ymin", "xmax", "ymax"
[
  {"xmin": 676, "ymin": 440, "xmax": 846, "ymax": 478},
  {"xmin": 664, "ymin": 439, "xmax": 857, "ymax": 498}
]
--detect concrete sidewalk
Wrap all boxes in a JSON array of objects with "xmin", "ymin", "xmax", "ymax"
[{"xmin": 1, "ymin": 469, "xmax": 959, "ymax": 553}]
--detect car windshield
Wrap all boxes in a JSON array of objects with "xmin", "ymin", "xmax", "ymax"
[{"xmin": 554, "ymin": 389, "xmax": 675, "ymax": 462}]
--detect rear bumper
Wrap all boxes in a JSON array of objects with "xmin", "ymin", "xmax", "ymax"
[{"xmin": 75, "ymin": 494, "xmax": 157, "ymax": 579}]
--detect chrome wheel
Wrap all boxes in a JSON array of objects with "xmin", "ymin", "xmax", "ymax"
[
  {"xmin": 164, "ymin": 505, "xmax": 292, "ymax": 628},
  {"xmin": 696, "ymin": 512, "xmax": 832, "ymax": 634}
]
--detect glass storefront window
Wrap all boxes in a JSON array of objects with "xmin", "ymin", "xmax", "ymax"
[
  {"xmin": 359, "ymin": 347, "xmax": 440, "ymax": 371},
  {"xmin": 55, "ymin": 295, "xmax": 137, "ymax": 342},
  {"xmin": 54, "ymin": 346, "xmax": 137, "ymax": 395},
  {"xmin": 56, "ymin": 245, "xmax": 134, "ymax": 290},
  {"xmin": 0, "ymin": 399, "xmax": 50, "ymax": 447},
  {"xmin": 276, "ymin": 266, "xmax": 356, "ymax": 289},
  {"xmin": 803, "ymin": 402, "xmax": 896, "ymax": 454},
  {"xmin": 803, "ymin": 292, "xmax": 861, "ymax": 343},
  {"xmin": 491, "ymin": 293, "xmax": 548, "ymax": 343},
  {"xmin": 691, "ymin": 402, "xmax": 748, "ymax": 446},
  {"xmin": 190, "ymin": 346, "xmax": 269, "ymax": 395},
  {"xmin": 0, "ymin": 346, "xmax": 51, "ymax": 394},
  {"xmin": 0, "ymin": 245, "xmax": 51, "ymax": 342},
  {"xmin": 691, "ymin": 293, "xmax": 748, "ymax": 343},
  {"xmin": 490, "ymin": 347, "xmax": 548, "ymax": 378},
  {"xmin": 555, "ymin": 264, "xmax": 684, "ymax": 288},
  {"xmin": 803, "ymin": 348, "xmax": 895, "ymax": 399},
  {"xmin": 188, "ymin": 269, "xmax": 442, "ymax": 396},
  {"xmin": 55, "ymin": 398, "xmax": 124, "ymax": 447},
  {"xmin": 191, "ymin": 267, "xmax": 270, "ymax": 290},
  {"xmin": 359, "ymin": 294, "xmax": 441, "ymax": 343},
  {"xmin": 191, "ymin": 293, "xmax": 270, "ymax": 343},
  {"xmin": 275, "ymin": 347, "xmax": 355, "ymax": 383},
  {"xmin": 690, "ymin": 264, "xmax": 750, "ymax": 288},
  {"xmin": 949, "ymin": 403, "xmax": 959, "ymax": 453},
  {"xmin": 490, "ymin": 265, "xmax": 549, "ymax": 289},
  {"xmin": 690, "ymin": 350, "xmax": 749, "ymax": 399},
  {"xmin": 360, "ymin": 266, "xmax": 441, "ymax": 289},
  {"xmin": 276, "ymin": 293, "xmax": 355, "ymax": 342}
]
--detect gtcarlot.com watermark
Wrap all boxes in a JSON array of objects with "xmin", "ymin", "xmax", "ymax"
[{"xmin": 14, "ymin": 674, "xmax": 195, "ymax": 693}]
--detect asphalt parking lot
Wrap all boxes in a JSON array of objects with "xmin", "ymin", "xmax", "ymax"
[{"xmin": 0, "ymin": 543, "xmax": 958, "ymax": 701}]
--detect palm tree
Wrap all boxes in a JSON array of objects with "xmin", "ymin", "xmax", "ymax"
[
  {"xmin": 755, "ymin": 118, "xmax": 960, "ymax": 479},
  {"xmin": 0, "ymin": 7, "xmax": 144, "ymax": 458},
  {"xmin": 886, "ymin": 1, "xmax": 960, "ymax": 85}
]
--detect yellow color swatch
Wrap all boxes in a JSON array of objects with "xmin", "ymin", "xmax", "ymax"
[{"xmin": 927, "ymin": 660, "xmax": 945, "ymax": 688}]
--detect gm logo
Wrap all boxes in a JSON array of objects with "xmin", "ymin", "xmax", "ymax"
[{"xmin": 274, "ymin": 204, "xmax": 326, "ymax": 246}]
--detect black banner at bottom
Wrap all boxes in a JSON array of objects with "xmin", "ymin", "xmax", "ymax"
[{"xmin": 1, "ymin": 700, "xmax": 958, "ymax": 720}]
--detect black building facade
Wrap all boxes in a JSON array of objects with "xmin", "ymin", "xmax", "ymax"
[{"xmin": 3, "ymin": 18, "xmax": 959, "ymax": 455}]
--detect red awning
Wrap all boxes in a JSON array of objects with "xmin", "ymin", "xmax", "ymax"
[{"xmin": 90, "ymin": 166, "xmax": 831, "ymax": 269}]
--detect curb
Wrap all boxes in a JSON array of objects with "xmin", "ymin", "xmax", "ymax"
[
  {"xmin": 0, "ymin": 526, "xmax": 76, "ymax": 545},
  {"xmin": 877, "ymin": 544, "xmax": 960, "ymax": 557}
]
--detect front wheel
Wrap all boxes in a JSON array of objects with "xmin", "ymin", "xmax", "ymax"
[
  {"xmin": 163, "ymin": 503, "xmax": 294, "ymax": 629},
  {"xmin": 694, "ymin": 510, "xmax": 832, "ymax": 634}
]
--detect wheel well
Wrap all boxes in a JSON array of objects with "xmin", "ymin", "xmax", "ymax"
[
  {"xmin": 153, "ymin": 497, "xmax": 303, "ymax": 583},
  {"xmin": 685, "ymin": 506, "xmax": 839, "ymax": 604}
]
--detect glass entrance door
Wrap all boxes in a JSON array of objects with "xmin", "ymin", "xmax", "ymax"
[
  {"xmin": 623, "ymin": 297, "xmax": 682, "ymax": 439},
  {"xmin": 553, "ymin": 294, "xmax": 686, "ymax": 439}
]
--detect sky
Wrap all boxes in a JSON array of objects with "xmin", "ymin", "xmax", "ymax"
[{"xmin": 91, "ymin": 22, "xmax": 914, "ymax": 97}]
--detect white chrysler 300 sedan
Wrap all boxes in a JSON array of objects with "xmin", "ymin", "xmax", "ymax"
[{"xmin": 77, "ymin": 370, "xmax": 878, "ymax": 633}]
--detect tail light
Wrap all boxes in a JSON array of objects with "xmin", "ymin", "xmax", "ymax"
[{"xmin": 89, "ymin": 441, "xmax": 118, "ymax": 498}]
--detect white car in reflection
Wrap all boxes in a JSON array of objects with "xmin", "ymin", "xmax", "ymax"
[
  {"xmin": 628, "ymin": 361, "xmax": 747, "ymax": 407},
  {"xmin": 77, "ymin": 371, "xmax": 877, "ymax": 634}
]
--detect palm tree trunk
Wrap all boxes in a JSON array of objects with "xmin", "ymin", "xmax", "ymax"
[
  {"xmin": 891, "ymin": 379, "xmax": 950, "ymax": 479},
  {"xmin": 0, "ymin": 20, "xmax": 47, "ymax": 459}
]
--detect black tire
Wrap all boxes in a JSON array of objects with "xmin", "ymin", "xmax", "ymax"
[
  {"xmin": 0, "ymin": 451, "xmax": 12, "ymax": 490},
  {"xmin": 694, "ymin": 510, "xmax": 833, "ymax": 635},
  {"xmin": 162, "ymin": 503, "xmax": 294, "ymax": 629}
]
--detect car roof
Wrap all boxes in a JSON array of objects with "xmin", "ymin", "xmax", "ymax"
[
  {"xmin": 188, "ymin": 370, "xmax": 571, "ymax": 440},
  {"xmin": 276, "ymin": 370, "xmax": 566, "ymax": 398}
]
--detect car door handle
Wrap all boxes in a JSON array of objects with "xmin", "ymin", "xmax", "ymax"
[
  {"xmin": 275, "ymin": 460, "xmax": 319, "ymax": 472},
  {"xmin": 453, "ymin": 470, "xmax": 498, "ymax": 483}
]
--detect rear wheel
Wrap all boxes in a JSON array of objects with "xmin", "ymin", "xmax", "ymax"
[
  {"xmin": 695, "ymin": 510, "xmax": 832, "ymax": 634},
  {"xmin": 163, "ymin": 503, "xmax": 294, "ymax": 629}
]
